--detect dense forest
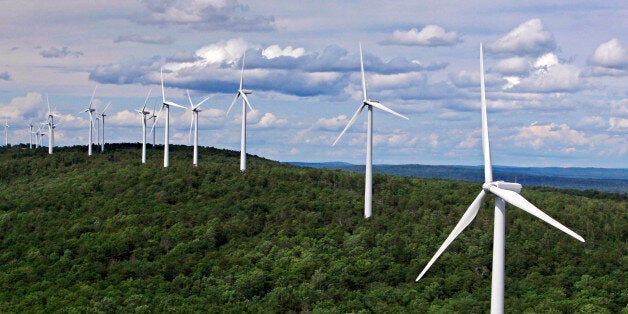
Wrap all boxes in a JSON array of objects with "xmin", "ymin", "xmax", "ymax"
[{"xmin": 0, "ymin": 144, "xmax": 626, "ymax": 312}]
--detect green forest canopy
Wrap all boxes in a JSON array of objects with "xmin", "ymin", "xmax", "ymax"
[{"xmin": 0, "ymin": 144, "xmax": 625, "ymax": 312}]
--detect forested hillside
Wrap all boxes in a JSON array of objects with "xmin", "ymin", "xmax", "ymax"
[{"xmin": 0, "ymin": 144, "xmax": 625, "ymax": 312}]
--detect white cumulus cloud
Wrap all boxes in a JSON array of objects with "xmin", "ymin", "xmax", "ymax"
[
  {"xmin": 487, "ymin": 19, "xmax": 556, "ymax": 56},
  {"xmin": 588, "ymin": 38, "xmax": 628, "ymax": 73},
  {"xmin": 382, "ymin": 25, "xmax": 460, "ymax": 46},
  {"xmin": 262, "ymin": 45, "xmax": 305, "ymax": 59}
]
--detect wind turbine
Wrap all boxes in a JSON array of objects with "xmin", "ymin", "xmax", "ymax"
[
  {"xmin": 96, "ymin": 116, "xmax": 100, "ymax": 147},
  {"xmin": 151, "ymin": 67, "xmax": 185, "ymax": 167},
  {"xmin": 226, "ymin": 52, "xmax": 254, "ymax": 173},
  {"xmin": 3, "ymin": 119, "xmax": 8, "ymax": 147},
  {"xmin": 82, "ymin": 87, "xmax": 97, "ymax": 156},
  {"xmin": 138, "ymin": 88, "xmax": 152, "ymax": 164},
  {"xmin": 332, "ymin": 43, "xmax": 409, "ymax": 219},
  {"xmin": 415, "ymin": 44, "xmax": 585, "ymax": 313},
  {"xmin": 44, "ymin": 95, "xmax": 56, "ymax": 154},
  {"xmin": 28, "ymin": 121, "xmax": 34, "ymax": 149},
  {"xmin": 98, "ymin": 102, "xmax": 111, "ymax": 152},
  {"xmin": 187, "ymin": 89, "xmax": 210, "ymax": 166}
]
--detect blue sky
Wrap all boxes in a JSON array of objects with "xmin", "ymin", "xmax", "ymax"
[{"xmin": 0, "ymin": 0, "xmax": 626, "ymax": 168}]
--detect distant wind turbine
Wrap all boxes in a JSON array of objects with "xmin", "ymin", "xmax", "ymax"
[
  {"xmin": 28, "ymin": 121, "xmax": 34, "ymax": 149},
  {"xmin": 3, "ymin": 119, "xmax": 8, "ymax": 147},
  {"xmin": 82, "ymin": 87, "xmax": 98, "ymax": 156},
  {"xmin": 96, "ymin": 116, "xmax": 100, "ymax": 147},
  {"xmin": 44, "ymin": 95, "xmax": 57, "ymax": 154},
  {"xmin": 226, "ymin": 52, "xmax": 254, "ymax": 173},
  {"xmin": 415, "ymin": 44, "xmax": 585, "ymax": 313},
  {"xmin": 151, "ymin": 67, "xmax": 185, "ymax": 167},
  {"xmin": 98, "ymin": 102, "xmax": 111, "ymax": 152},
  {"xmin": 137, "ymin": 88, "xmax": 153, "ymax": 164},
  {"xmin": 147, "ymin": 101, "xmax": 158, "ymax": 148},
  {"xmin": 187, "ymin": 89, "xmax": 210, "ymax": 166},
  {"xmin": 332, "ymin": 43, "xmax": 409, "ymax": 219}
]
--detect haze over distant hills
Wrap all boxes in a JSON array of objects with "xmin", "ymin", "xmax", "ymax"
[{"xmin": 288, "ymin": 162, "xmax": 628, "ymax": 193}]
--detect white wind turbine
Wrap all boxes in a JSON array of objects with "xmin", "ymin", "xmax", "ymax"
[
  {"xmin": 226, "ymin": 52, "xmax": 254, "ymax": 173},
  {"xmin": 44, "ymin": 95, "xmax": 57, "ymax": 154},
  {"xmin": 151, "ymin": 67, "xmax": 185, "ymax": 167},
  {"xmin": 415, "ymin": 44, "xmax": 585, "ymax": 313},
  {"xmin": 3, "ymin": 119, "xmax": 8, "ymax": 147},
  {"xmin": 96, "ymin": 116, "xmax": 100, "ymax": 147},
  {"xmin": 332, "ymin": 43, "xmax": 409, "ymax": 219},
  {"xmin": 148, "ymin": 102, "xmax": 157, "ymax": 148},
  {"xmin": 98, "ymin": 102, "xmax": 111, "ymax": 152},
  {"xmin": 137, "ymin": 88, "xmax": 153, "ymax": 164},
  {"xmin": 187, "ymin": 89, "xmax": 210, "ymax": 166},
  {"xmin": 82, "ymin": 87, "xmax": 98, "ymax": 156},
  {"xmin": 28, "ymin": 121, "xmax": 34, "ymax": 149}
]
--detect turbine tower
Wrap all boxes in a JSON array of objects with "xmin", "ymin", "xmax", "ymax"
[
  {"xmin": 152, "ymin": 67, "xmax": 185, "ymax": 167},
  {"xmin": 187, "ymin": 89, "xmax": 210, "ymax": 166},
  {"xmin": 96, "ymin": 117, "xmax": 100, "ymax": 147},
  {"xmin": 98, "ymin": 102, "xmax": 111, "ymax": 152},
  {"xmin": 137, "ymin": 88, "xmax": 152, "ymax": 164},
  {"xmin": 82, "ymin": 87, "xmax": 97, "ymax": 156},
  {"xmin": 147, "ymin": 102, "xmax": 157, "ymax": 148},
  {"xmin": 415, "ymin": 44, "xmax": 585, "ymax": 313},
  {"xmin": 226, "ymin": 52, "xmax": 254, "ymax": 173},
  {"xmin": 332, "ymin": 43, "xmax": 409, "ymax": 218}
]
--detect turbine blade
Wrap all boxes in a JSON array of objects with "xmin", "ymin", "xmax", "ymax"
[
  {"xmin": 332, "ymin": 104, "xmax": 365, "ymax": 146},
  {"xmin": 196, "ymin": 96, "xmax": 210, "ymax": 109},
  {"xmin": 240, "ymin": 52, "xmax": 246, "ymax": 90},
  {"xmin": 241, "ymin": 93, "xmax": 254, "ymax": 111},
  {"xmin": 46, "ymin": 94, "xmax": 51, "ymax": 115},
  {"xmin": 161, "ymin": 66, "xmax": 166, "ymax": 103},
  {"xmin": 89, "ymin": 86, "xmax": 97, "ymax": 110},
  {"xmin": 416, "ymin": 190, "xmax": 487, "ymax": 281},
  {"xmin": 366, "ymin": 100, "xmax": 409, "ymax": 120},
  {"xmin": 188, "ymin": 114, "xmax": 194, "ymax": 144},
  {"xmin": 102, "ymin": 102, "xmax": 111, "ymax": 114},
  {"xmin": 142, "ymin": 87, "xmax": 153, "ymax": 112},
  {"xmin": 150, "ymin": 105, "xmax": 165, "ymax": 135},
  {"xmin": 359, "ymin": 42, "xmax": 367, "ymax": 100},
  {"xmin": 168, "ymin": 102, "xmax": 186, "ymax": 109},
  {"xmin": 187, "ymin": 89, "xmax": 194, "ymax": 108},
  {"xmin": 488, "ymin": 186, "xmax": 585, "ymax": 242},
  {"xmin": 480, "ymin": 43, "xmax": 493, "ymax": 183},
  {"xmin": 226, "ymin": 93, "xmax": 240, "ymax": 116}
]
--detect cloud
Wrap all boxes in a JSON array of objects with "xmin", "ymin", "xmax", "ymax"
[
  {"xmin": 381, "ymin": 25, "xmax": 460, "ymax": 47},
  {"xmin": 139, "ymin": 0, "xmax": 275, "ymax": 32},
  {"xmin": 506, "ymin": 53, "xmax": 582, "ymax": 93},
  {"xmin": 493, "ymin": 57, "xmax": 530, "ymax": 75},
  {"xmin": 511, "ymin": 123, "xmax": 588, "ymax": 149},
  {"xmin": 314, "ymin": 115, "xmax": 348, "ymax": 131},
  {"xmin": 262, "ymin": 45, "xmax": 305, "ymax": 59},
  {"xmin": 0, "ymin": 71, "xmax": 11, "ymax": 81},
  {"xmin": 587, "ymin": 38, "xmax": 628, "ymax": 76},
  {"xmin": 608, "ymin": 117, "xmax": 628, "ymax": 131},
  {"xmin": 487, "ymin": 19, "xmax": 556, "ymax": 56},
  {"xmin": 114, "ymin": 34, "xmax": 174, "ymax": 45},
  {"xmin": 40, "ymin": 46, "xmax": 84, "ymax": 58},
  {"xmin": 0, "ymin": 92, "xmax": 45, "ymax": 121},
  {"xmin": 252, "ymin": 112, "xmax": 288, "ymax": 129}
]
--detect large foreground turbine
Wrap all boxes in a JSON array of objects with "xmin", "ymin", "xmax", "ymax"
[
  {"xmin": 226, "ymin": 52, "xmax": 254, "ymax": 173},
  {"xmin": 152, "ymin": 67, "xmax": 185, "ymax": 168},
  {"xmin": 333, "ymin": 43, "xmax": 409, "ymax": 218},
  {"xmin": 187, "ymin": 90, "xmax": 209, "ymax": 166},
  {"xmin": 415, "ymin": 44, "xmax": 585, "ymax": 313}
]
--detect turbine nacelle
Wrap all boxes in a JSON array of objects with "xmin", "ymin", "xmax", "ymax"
[
  {"xmin": 240, "ymin": 89, "xmax": 253, "ymax": 95},
  {"xmin": 482, "ymin": 181, "xmax": 522, "ymax": 193}
]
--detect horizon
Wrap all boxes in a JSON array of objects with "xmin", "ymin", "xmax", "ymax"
[{"xmin": 1, "ymin": 1, "xmax": 626, "ymax": 168}]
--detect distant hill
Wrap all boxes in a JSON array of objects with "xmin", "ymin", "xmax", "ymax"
[
  {"xmin": 288, "ymin": 163, "xmax": 628, "ymax": 193},
  {"xmin": 0, "ymin": 144, "xmax": 625, "ymax": 312}
]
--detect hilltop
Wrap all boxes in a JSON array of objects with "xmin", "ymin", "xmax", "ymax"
[{"xmin": 0, "ymin": 144, "xmax": 625, "ymax": 312}]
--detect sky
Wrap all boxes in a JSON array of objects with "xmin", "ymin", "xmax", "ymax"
[{"xmin": 0, "ymin": 0, "xmax": 626, "ymax": 168}]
